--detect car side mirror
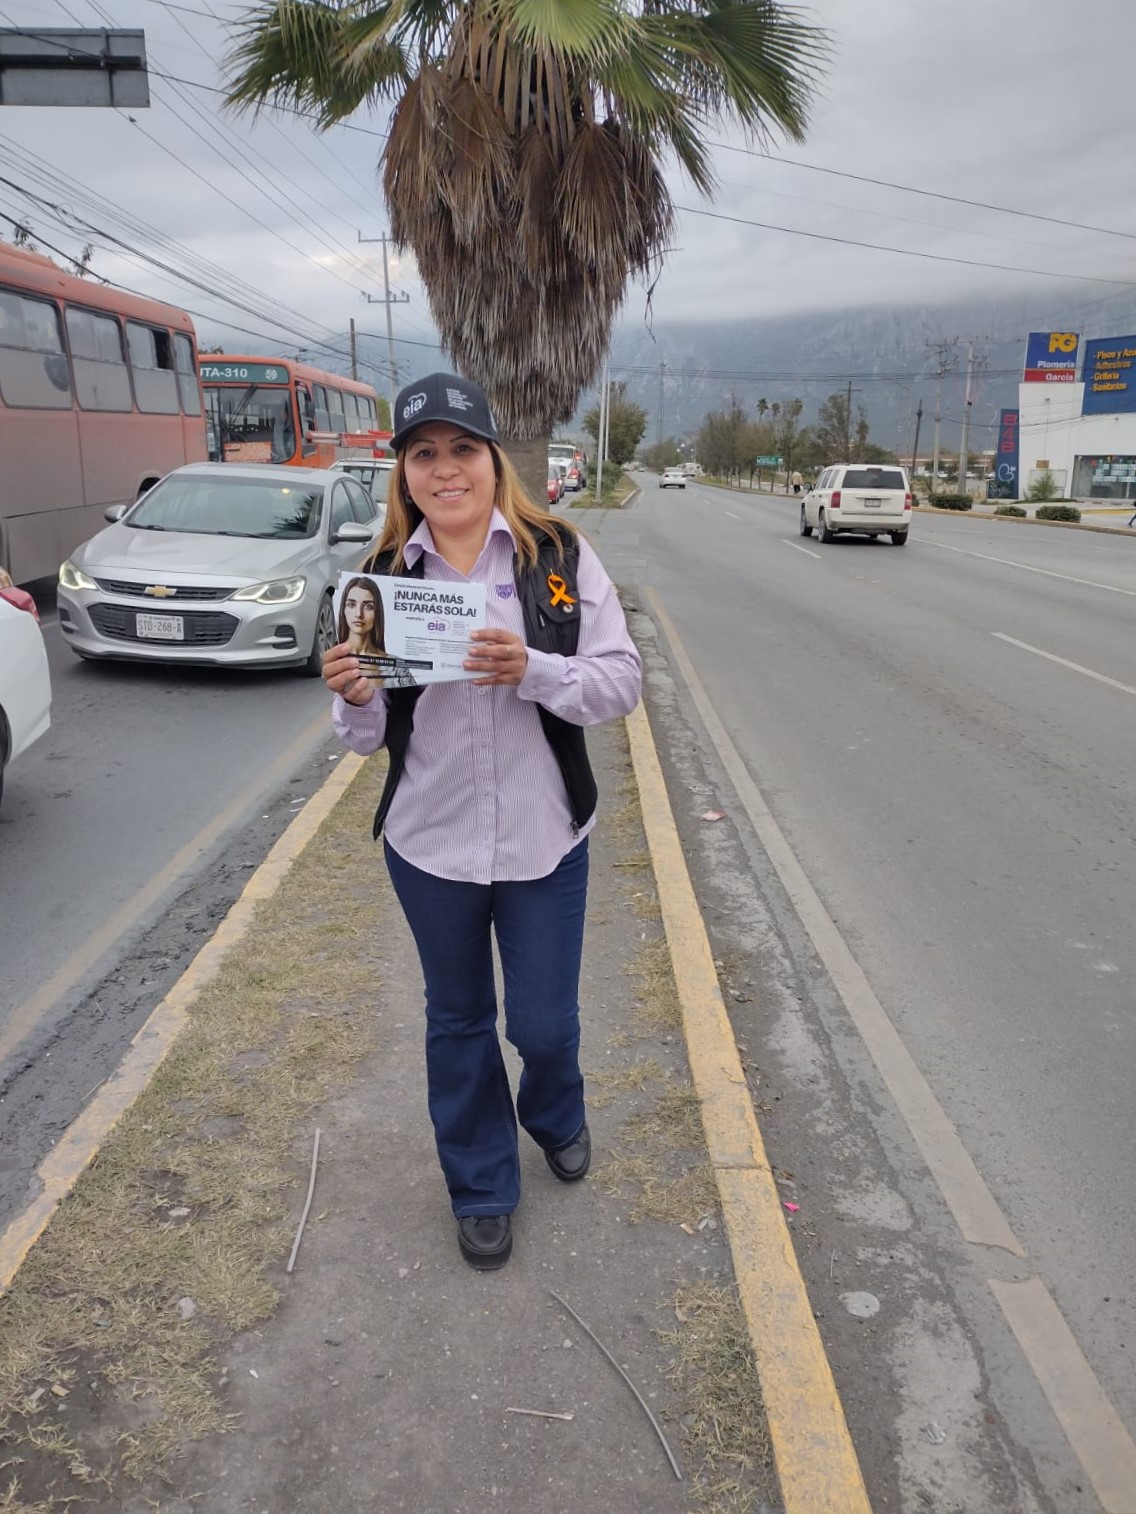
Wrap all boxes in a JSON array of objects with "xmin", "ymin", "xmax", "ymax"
[
  {"xmin": 331, "ymin": 520, "xmax": 374, "ymax": 545},
  {"xmin": 104, "ymin": 503, "xmax": 129, "ymax": 523}
]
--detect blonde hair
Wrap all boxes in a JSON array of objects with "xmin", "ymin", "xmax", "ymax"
[{"xmin": 364, "ymin": 440, "xmax": 577, "ymax": 573}]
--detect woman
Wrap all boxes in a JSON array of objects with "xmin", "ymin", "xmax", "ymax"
[
  {"xmin": 322, "ymin": 372, "xmax": 641, "ymax": 1270},
  {"xmin": 336, "ymin": 573, "xmax": 419, "ymax": 689},
  {"xmin": 337, "ymin": 575, "xmax": 383, "ymax": 655}
]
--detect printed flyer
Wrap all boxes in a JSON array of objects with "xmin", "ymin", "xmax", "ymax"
[{"xmin": 334, "ymin": 571, "xmax": 487, "ymax": 688}]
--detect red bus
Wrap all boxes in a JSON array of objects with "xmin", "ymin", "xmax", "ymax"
[
  {"xmin": 199, "ymin": 355, "xmax": 386, "ymax": 469},
  {"xmin": 0, "ymin": 241, "xmax": 207, "ymax": 584}
]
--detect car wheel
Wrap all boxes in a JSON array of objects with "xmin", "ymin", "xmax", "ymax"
[
  {"xmin": 304, "ymin": 593, "xmax": 336, "ymax": 677},
  {"xmin": 799, "ymin": 504, "xmax": 813, "ymax": 538},
  {"xmin": 891, "ymin": 530, "xmax": 909, "ymax": 546},
  {"xmin": 818, "ymin": 509, "xmax": 834, "ymax": 543}
]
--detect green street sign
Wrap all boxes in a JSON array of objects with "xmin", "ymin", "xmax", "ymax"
[{"xmin": 755, "ymin": 454, "xmax": 782, "ymax": 466}]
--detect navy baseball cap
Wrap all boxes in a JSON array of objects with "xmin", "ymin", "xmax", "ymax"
[{"xmin": 391, "ymin": 372, "xmax": 500, "ymax": 451}]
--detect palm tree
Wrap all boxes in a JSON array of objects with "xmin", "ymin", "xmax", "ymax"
[{"xmin": 226, "ymin": 0, "xmax": 828, "ymax": 494}]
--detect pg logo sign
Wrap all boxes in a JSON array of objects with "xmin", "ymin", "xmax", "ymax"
[{"xmin": 1024, "ymin": 331, "xmax": 1079, "ymax": 382}]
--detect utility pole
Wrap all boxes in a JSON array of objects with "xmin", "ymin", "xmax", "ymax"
[
  {"xmin": 910, "ymin": 397, "xmax": 923, "ymax": 482},
  {"xmin": 844, "ymin": 381, "xmax": 862, "ymax": 461},
  {"xmin": 594, "ymin": 360, "xmax": 609, "ymax": 504},
  {"xmin": 925, "ymin": 339, "xmax": 957, "ymax": 490},
  {"xmin": 359, "ymin": 230, "xmax": 409, "ymax": 418},
  {"xmin": 656, "ymin": 361, "xmax": 666, "ymax": 450},
  {"xmin": 957, "ymin": 339, "xmax": 986, "ymax": 494},
  {"xmin": 348, "ymin": 317, "xmax": 358, "ymax": 383}
]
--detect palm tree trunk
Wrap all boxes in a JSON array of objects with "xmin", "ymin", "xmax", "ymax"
[{"xmin": 503, "ymin": 433, "xmax": 552, "ymax": 509}]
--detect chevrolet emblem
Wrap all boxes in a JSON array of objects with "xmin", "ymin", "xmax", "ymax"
[{"xmin": 145, "ymin": 585, "xmax": 176, "ymax": 598}]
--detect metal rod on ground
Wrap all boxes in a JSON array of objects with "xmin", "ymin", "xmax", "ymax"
[
  {"xmin": 548, "ymin": 1288, "xmax": 682, "ymax": 1480},
  {"xmin": 286, "ymin": 1127, "xmax": 321, "ymax": 1274}
]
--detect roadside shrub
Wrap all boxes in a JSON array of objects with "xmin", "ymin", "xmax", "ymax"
[
  {"xmin": 1035, "ymin": 503, "xmax": 1082, "ymax": 523},
  {"xmin": 1027, "ymin": 469, "xmax": 1060, "ymax": 503},
  {"xmin": 930, "ymin": 493, "xmax": 972, "ymax": 510},
  {"xmin": 994, "ymin": 504, "xmax": 1027, "ymax": 517}
]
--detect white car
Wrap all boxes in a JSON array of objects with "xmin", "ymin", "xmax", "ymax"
[
  {"xmin": 0, "ymin": 570, "xmax": 52, "ymax": 810},
  {"xmin": 800, "ymin": 463, "xmax": 912, "ymax": 545},
  {"xmin": 660, "ymin": 467, "xmax": 687, "ymax": 489},
  {"xmin": 329, "ymin": 458, "xmax": 393, "ymax": 520}
]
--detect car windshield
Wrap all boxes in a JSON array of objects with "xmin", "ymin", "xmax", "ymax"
[
  {"xmin": 843, "ymin": 468, "xmax": 906, "ymax": 489},
  {"xmin": 126, "ymin": 474, "xmax": 323, "ymax": 539}
]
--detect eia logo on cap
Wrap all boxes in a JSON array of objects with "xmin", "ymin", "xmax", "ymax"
[{"xmin": 403, "ymin": 391, "xmax": 427, "ymax": 420}]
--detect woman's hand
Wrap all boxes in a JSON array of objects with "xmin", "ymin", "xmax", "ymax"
[
  {"xmin": 465, "ymin": 628, "xmax": 528, "ymax": 686},
  {"xmin": 322, "ymin": 641, "xmax": 375, "ymax": 706}
]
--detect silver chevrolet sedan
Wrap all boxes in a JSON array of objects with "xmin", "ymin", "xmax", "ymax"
[{"xmin": 56, "ymin": 463, "xmax": 383, "ymax": 673}]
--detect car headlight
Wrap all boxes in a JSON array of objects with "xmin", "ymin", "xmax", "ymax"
[
  {"xmin": 59, "ymin": 559, "xmax": 98, "ymax": 592},
  {"xmin": 230, "ymin": 576, "xmax": 307, "ymax": 605}
]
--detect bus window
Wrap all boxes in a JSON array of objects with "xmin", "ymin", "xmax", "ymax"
[
  {"xmin": 342, "ymin": 392, "xmax": 358, "ymax": 428},
  {"xmin": 0, "ymin": 290, "xmax": 72, "ymax": 408},
  {"xmin": 66, "ymin": 307, "xmax": 132, "ymax": 411},
  {"xmin": 327, "ymin": 387, "xmax": 346, "ymax": 434},
  {"xmin": 126, "ymin": 322, "xmax": 179, "ymax": 414},
  {"xmin": 173, "ymin": 332, "xmax": 201, "ymax": 415},
  {"xmin": 313, "ymin": 383, "xmax": 330, "ymax": 432},
  {"xmin": 207, "ymin": 383, "xmax": 296, "ymax": 463}
]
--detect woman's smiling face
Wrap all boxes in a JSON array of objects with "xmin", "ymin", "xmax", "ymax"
[
  {"xmin": 344, "ymin": 586, "xmax": 376, "ymax": 636},
  {"xmin": 402, "ymin": 422, "xmax": 496, "ymax": 537}
]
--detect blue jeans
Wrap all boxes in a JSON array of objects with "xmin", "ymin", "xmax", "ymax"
[{"xmin": 384, "ymin": 838, "xmax": 589, "ymax": 1216}]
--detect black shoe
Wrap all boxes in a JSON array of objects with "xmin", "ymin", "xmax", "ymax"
[
  {"xmin": 544, "ymin": 1122, "xmax": 591, "ymax": 1183},
  {"xmin": 457, "ymin": 1214, "xmax": 513, "ymax": 1270}
]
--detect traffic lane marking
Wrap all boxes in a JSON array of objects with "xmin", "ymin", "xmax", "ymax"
[
  {"xmin": 925, "ymin": 539, "xmax": 1136, "ymax": 597},
  {"xmin": 781, "ymin": 539, "xmax": 822, "ymax": 560},
  {"xmin": 0, "ymin": 707, "xmax": 332, "ymax": 1077},
  {"xmin": 627, "ymin": 697, "xmax": 871, "ymax": 1514},
  {"xmin": 725, "ymin": 510, "xmax": 741, "ymax": 520},
  {"xmin": 646, "ymin": 587, "xmax": 1136, "ymax": 1506},
  {"xmin": 645, "ymin": 588, "xmax": 1023, "ymax": 1257},
  {"xmin": 992, "ymin": 633, "xmax": 1136, "ymax": 698},
  {"xmin": 991, "ymin": 1278, "xmax": 1136, "ymax": 1514},
  {"xmin": 0, "ymin": 751, "xmax": 366, "ymax": 1294}
]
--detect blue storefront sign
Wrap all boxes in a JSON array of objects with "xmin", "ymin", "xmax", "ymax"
[
  {"xmin": 1023, "ymin": 331, "xmax": 1079, "ymax": 382},
  {"xmin": 1081, "ymin": 336, "xmax": 1136, "ymax": 415},
  {"xmin": 987, "ymin": 408, "xmax": 1020, "ymax": 499}
]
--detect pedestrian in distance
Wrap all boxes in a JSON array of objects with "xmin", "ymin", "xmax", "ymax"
[
  {"xmin": 791, "ymin": 470, "xmax": 803, "ymax": 494},
  {"xmin": 322, "ymin": 371, "xmax": 642, "ymax": 1271}
]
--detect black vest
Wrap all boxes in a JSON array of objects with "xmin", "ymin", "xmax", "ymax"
[{"xmin": 369, "ymin": 522, "xmax": 598, "ymax": 841}]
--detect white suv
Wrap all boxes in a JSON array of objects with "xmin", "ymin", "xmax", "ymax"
[{"xmin": 801, "ymin": 464, "xmax": 912, "ymax": 545}]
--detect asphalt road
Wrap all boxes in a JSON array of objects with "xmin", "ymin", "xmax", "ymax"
[
  {"xmin": 577, "ymin": 482, "xmax": 1136, "ymax": 1512},
  {"xmin": 0, "ymin": 594, "xmax": 336, "ymax": 1219}
]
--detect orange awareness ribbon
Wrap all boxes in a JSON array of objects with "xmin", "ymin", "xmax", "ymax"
[{"xmin": 547, "ymin": 573, "xmax": 576, "ymax": 609}]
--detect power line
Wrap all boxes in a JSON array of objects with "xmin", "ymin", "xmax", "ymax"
[
  {"xmin": 674, "ymin": 204, "xmax": 1136, "ymax": 290},
  {"xmin": 711, "ymin": 141, "xmax": 1136, "ymax": 245}
]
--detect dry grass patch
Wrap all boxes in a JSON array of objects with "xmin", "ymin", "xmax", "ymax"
[
  {"xmin": 586, "ymin": 1058, "xmax": 664, "ymax": 1092},
  {"xmin": 627, "ymin": 937, "xmax": 682, "ymax": 1033},
  {"xmin": 623, "ymin": 1083, "xmax": 704, "ymax": 1151},
  {"xmin": 658, "ymin": 1282, "xmax": 773, "ymax": 1511},
  {"xmin": 0, "ymin": 762, "xmax": 387, "ymax": 1505},
  {"xmin": 593, "ymin": 1149, "xmax": 718, "ymax": 1226}
]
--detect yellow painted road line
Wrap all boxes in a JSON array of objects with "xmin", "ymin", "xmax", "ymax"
[
  {"xmin": 626, "ymin": 700, "xmax": 872, "ymax": 1514},
  {"xmin": 992, "ymin": 632, "xmax": 1136, "ymax": 699},
  {"xmin": 645, "ymin": 587, "xmax": 1023, "ymax": 1259},
  {"xmin": 0, "ymin": 752, "xmax": 365, "ymax": 1295},
  {"xmin": 991, "ymin": 1278, "xmax": 1136, "ymax": 1514},
  {"xmin": 0, "ymin": 709, "xmax": 332, "ymax": 1075}
]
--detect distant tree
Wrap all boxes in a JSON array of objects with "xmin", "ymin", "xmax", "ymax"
[
  {"xmin": 376, "ymin": 396, "xmax": 392, "ymax": 430},
  {"xmin": 583, "ymin": 382, "xmax": 648, "ymax": 467},
  {"xmin": 71, "ymin": 244, "xmax": 95, "ymax": 278},
  {"xmin": 814, "ymin": 389, "xmax": 871, "ymax": 463},
  {"xmin": 774, "ymin": 397, "xmax": 804, "ymax": 484},
  {"xmin": 756, "ymin": 397, "xmax": 769, "ymax": 423},
  {"xmin": 859, "ymin": 441, "xmax": 898, "ymax": 464},
  {"xmin": 697, "ymin": 397, "xmax": 754, "ymax": 480},
  {"xmin": 12, "ymin": 222, "xmax": 36, "ymax": 251},
  {"xmin": 643, "ymin": 438, "xmax": 681, "ymax": 471}
]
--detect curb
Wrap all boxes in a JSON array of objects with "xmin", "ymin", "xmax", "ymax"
[
  {"xmin": 626, "ymin": 701, "xmax": 871, "ymax": 1514},
  {"xmin": 0, "ymin": 751, "xmax": 366, "ymax": 1295}
]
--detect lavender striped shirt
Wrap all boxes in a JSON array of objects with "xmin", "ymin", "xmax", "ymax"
[{"xmin": 332, "ymin": 510, "xmax": 642, "ymax": 883}]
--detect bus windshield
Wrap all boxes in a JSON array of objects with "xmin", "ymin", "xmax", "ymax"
[{"xmin": 204, "ymin": 383, "xmax": 295, "ymax": 464}]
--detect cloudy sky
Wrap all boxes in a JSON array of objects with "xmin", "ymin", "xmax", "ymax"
[{"xmin": 3, "ymin": 0, "xmax": 1135, "ymax": 389}]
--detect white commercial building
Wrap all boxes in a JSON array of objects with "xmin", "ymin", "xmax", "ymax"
[{"xmin": 1016, "ymin": 332, "xmax": 1136, "ymax": 502}]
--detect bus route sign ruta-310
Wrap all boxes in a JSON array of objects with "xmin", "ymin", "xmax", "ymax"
[{"xmin": 199, "ymin": 362, "xmax": 289, "ymax": 384}]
